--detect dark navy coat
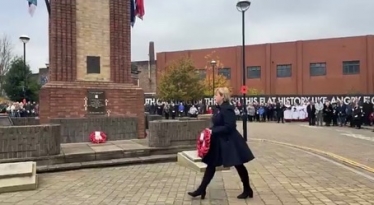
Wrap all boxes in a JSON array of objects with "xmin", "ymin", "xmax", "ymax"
[{"xmin": 202, "ymin": 101, "xmax": 255, "ymax": 167}]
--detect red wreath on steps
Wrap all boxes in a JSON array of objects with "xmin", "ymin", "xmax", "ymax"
[
  {"xmin": 197, "ymin": 128, "xmax": 211, "ymax": 158},
  {"xmin": 89, "ymin": 131, "xmax": 107, "ymax": 144}
]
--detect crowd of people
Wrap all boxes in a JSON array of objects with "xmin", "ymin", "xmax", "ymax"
[
  {"xmin": 144, "ymin": 101, "xmax": 203, "ymax": 119},
  {"xmin": 0, "ymin": 101, "xmax": 39, "ymax": 117},
  {"xmin": 305, "ymin": 99, "xmax": 373, "ymax": 129},
  {"xmin": 144, "ymin": 100, "xmax": 289, "ymax": 123},
  {"xmin": 144, "ymin": 99, "xmax": 374, "ymax": 129},
  {"xmin": 1, "ymin": 97, "xmax": 371, "ymax": 130}
]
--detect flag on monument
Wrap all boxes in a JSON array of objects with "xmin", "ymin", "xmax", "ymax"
[
  {"xmin": 130, "ymin": 0, "xmax": 136, "ymax": 27},
  {"xmin": 135, "ymin": 0, "xmax": 145, "ymax": 20},
  {"xmin": 27, "ymin": 0, "xmax": 37, "ymax": 16}
]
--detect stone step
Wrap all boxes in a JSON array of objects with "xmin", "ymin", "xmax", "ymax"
[
  {"xmin": 0, "ymin": 142, "xmax": 195, "ymax": 171},
  {"xmin": 177, "ymin": 151, "xmax": 230, "ymax": 173},
  {"xmin": 0, "ymin": 162, "xmax": 38, "ymax": 193},
  {"xmin": 0, "ymin": 162, "xmax": 33, "ymax": 179},
  {"xmin": 182, "ymin": 150, "xmax": 202, "ymax": 162}
]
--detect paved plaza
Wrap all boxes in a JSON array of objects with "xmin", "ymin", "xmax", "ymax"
[
  {"xmin": 241, "ymin": 122, "xmax": 374, "ymax": 169},
  {"xmin": 0, "ymin": 123, "xmax": 373, "ymax": 205}
]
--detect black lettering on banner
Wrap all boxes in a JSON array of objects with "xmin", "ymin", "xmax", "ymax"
[{"xmin": 144, "ymin": 95, "xmax": 374, "ymax": 106}]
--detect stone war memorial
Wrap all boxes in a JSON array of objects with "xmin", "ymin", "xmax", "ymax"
[
  {"xmin": 39, "ymin": 0, "xmax": 145, "ymax": 137},
  {"xmin": 0, "ymin": 0, "xmax": 229, "ymax": 197},
  {"xmin": 0, "ymin": 0, "xmax": 216, "ymax": 194},
  {"xmin": 0, "ymin": 0, "xmax": 144, "ymax": 193}
]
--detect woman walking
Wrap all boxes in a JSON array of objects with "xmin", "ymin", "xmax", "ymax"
[{"xmin": 188, "ymin": 87, "xmax": 255, "ymax": 200}]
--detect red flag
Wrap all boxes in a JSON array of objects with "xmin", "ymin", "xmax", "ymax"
[{"xmin": 135, "ymin": 0, "xmax": 145, "ymax": 20}]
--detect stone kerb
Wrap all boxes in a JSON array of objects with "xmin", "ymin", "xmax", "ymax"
[
  {"xmin": 148, "ymin": 119, "xmax": 211, "ymax": 147},
  {"xmin": 0, "ymin": 124, "xmax": 61, "ymax": 159}
]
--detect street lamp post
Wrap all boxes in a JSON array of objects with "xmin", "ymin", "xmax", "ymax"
[
  {"xmin": 210, "ymin": 60, "xmax": 217, "ymax": 96},
  {"xmin": 236, "ymin": 0, "xmax": 251, "ymax": 141},
  {"xmin": 19, "ymin": 35, "xmax": 30, "ymax": 101}
]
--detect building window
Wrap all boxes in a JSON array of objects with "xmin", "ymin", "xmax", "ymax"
[
  {"xmin": 310, "ymin": 62, "xmax": 326, "ymax": 76},
  {"xmin": 86, "ymin": 56, "xmax": 101, "ymax": 74},
  {"xmin": 218, "ymin": 68, "xmax": 231, "ymax": 79},
  {"xmin": 276, "ymin": 64, "xmax": 292, "ymax": 78},
  {"xmin": 343, "ymin": 60, "xmax": 360, "ymax": 75},
  {"xmin": 247, "ymin": 66, "xmax": 261, "ymax": 79},
  {"xmin": 196, "ymin": 69, "xmax": 206, "ymax": 80}
]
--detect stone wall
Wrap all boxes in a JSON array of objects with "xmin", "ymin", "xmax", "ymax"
[
  {"xmin": 39, "ymin": 82, "xmax": 145, "ymax": 139},
  {"xmin": 145, "ymin": 113, "xmax": 163, "ymax": 129},
  {"xmin": 148, "ymin": 119, "xmax": 211, "ymax": 147},
  {"xmin": 10, "ymin": 117, "xmax": 40, "ymax": 126},
  {"xmin": 0, "ymin": 124, "xmax": 61, "ymax": 159},
  {"xmin": 51, "ymin": 117, "xmax": 138, "ymax": 143}
]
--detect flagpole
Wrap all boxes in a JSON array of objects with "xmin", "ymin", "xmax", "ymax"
[{"xmin": 45, "ymin": 0, "xmax": 50, "ymax": 15}]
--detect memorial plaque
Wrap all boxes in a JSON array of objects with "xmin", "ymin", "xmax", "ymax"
[
  {"xmin": 86, "ymin": 90, "xmax": 106, "ymax": 115},
  {"xmin": 0, "ymin": 115, "xmax": 13, "ymax": 126}
]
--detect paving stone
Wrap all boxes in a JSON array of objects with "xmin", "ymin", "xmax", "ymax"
[
  {"xmin": 0, "ymin": 139, "xmax": 372, "ymax": 204},
  {"xmin": 238, "ymin": 122, "xmax": 374, "ymax": 169}
]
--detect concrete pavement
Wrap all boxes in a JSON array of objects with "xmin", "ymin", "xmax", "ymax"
[
  {"xmin": 239, "ymin": 122, "xmax": 374, "ymax": 170},
  {"xmin": 0, "ymin": 139, "xmax": 373, "ymax": 205}
]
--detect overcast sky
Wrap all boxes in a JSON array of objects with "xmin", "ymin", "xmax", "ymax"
[{"xmin": 0, "ymin": 0, "xmax": 373, "ymax": 73}]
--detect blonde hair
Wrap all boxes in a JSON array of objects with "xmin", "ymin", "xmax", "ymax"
[{"xmin": 215, "ymin": 87, "xmax": 231, "ymax": 102}]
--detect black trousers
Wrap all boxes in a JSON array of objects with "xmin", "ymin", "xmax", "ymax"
[
  {"xmin": 353, "ymin": 117, "xmax": 362, "ymax": 128},
  {"xmin": 197, "ymin": 164, "xmax": 250, "ymax": 191},
  {"xmin": 346, "ymin": 115, "xmax": 353, "ymax": 126},
  {"xmin": 277, "ymin": 115, "xmax": 284, "ymax": 123},
  {"xmin": 364, "ymin": 114, "xmax": 370, "ymax": 125},
  {"xmin": 308, "ymin": 116, "xmax": 315, "ymax": 125}
]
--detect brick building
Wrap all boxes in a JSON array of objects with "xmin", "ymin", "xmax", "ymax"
[
  {"xmin": 156, "ymin": 35, "xmax": 374, "ymax": 95},
  {"xmin": 131, "ymin": 42, "xmax": 157, "ymax": 93}
]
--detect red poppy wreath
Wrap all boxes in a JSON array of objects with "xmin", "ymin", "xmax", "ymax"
[
  {"xmin": 89, "ymin": 131, "xmax": 107, "ymax": 144},
  {"xmin": 197, "ymin": 128, "xmax": 211, "ymax": 158}
]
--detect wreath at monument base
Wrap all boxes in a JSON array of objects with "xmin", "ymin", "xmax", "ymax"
[
  {"xmin": 197, "ymin": 128, "xmax": 211, "ymax": 158},
  {"xmin": 89, "ymin": 131, "xmax": 107, "ymax": 144}
]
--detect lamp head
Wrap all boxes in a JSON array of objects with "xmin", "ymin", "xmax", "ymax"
[
  {"xmin": 236, "ymin": 0, "xmax": 251, "ymax": 12},
  {"xmin": 210, "ymin": 60, "xmax": 217, "ymax": 66},
  {"xmin": 19, "ymin": 35, "xmax": 30, "ymax": 44}
]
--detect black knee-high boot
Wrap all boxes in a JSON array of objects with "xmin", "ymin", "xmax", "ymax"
[
  {"xmin": 188, "ymin": 166, "xmax": 216, "ymax": 199},
  {"xmin": 235, "ymin": 164, "xmax": 253, "ymax": 199}
]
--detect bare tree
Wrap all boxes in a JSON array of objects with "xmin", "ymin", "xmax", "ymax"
[{"xmin": 0, "ymin": 34, "xmax": 13, "ymax": 96}]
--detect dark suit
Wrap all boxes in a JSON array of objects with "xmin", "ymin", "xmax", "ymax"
[
  {"xmin": 323, "ymin": 104, "xmax": 333, "ymax": 126},
  {"xmin": 275, "ymin": 103, "xmax": 284, "ymax": 123},
  {"xmin": 193, "ymin": 101, "xmax": 254, "ymax": 198},
  {"xmin": 353, "ymin": 106, "xmax": 363, "ymax": 128},
  {"xmin": 306, "ymin": 104, "xmax": 316, "ymax": 125}
]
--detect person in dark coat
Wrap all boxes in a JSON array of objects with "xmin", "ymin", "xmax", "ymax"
[
  {"xmin": 188, "ymin": 87, "xmax": 255, "ymax": 200},
  {"xmin": 323, "ymin": 101, "xmax": 333, "ymax": 126},
  {"xmin": 306, "ymin": 101, "xmax": 316, "ymax": 126},
  {"xmin": 275, "ymin": 101, "xmax": 285, "ymax": 123},
  {"xmin": 353, "ymin": 103, "xmax": 363, "ymax": 129}
]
